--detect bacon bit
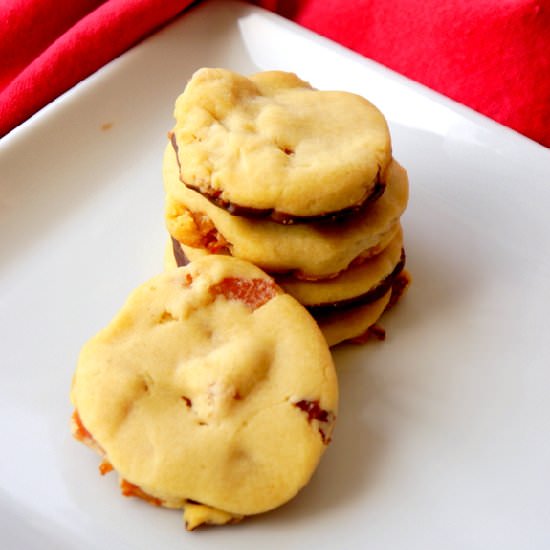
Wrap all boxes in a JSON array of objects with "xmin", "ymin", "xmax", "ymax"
[
  {"xmin": 294, "ymin": 399, "xmax": 331, "ymax": 423},
  {"xmin": 209, "ymin": 277, "xmax": 279, "ymax": 310},
  {"xmin": 349, "ymin": 324, "xmax": 386, "ymax": 345},
  {"xmin": 72, "ymin": 410, "xmax": 93, "ymax": 443},
  {"xmin": 319, "ymin": 428, "xmax": 330, "ymax": 445},
  {"xmin": 181, "ymin": 395, "xmax": 192, "ymax": 408},
  {"xmin": 369, "ymin": 324, "xmax": 387, "ymax": 340},
  {"xmin": 387, "ymin": 270, "xmax": 411, "ymax": 309},
  {"xmin": 293, "ymin": 399, "xmax": 335, "ymax": 444},
  {"xmin": 71, "ymin": 409, "xmax": 106, "ymax": 455},
  {"xmin": 182, "ymin": 273, "xmax": 193, "ymax": 286},
  {"xmin": 189, "ymin": 210, "xmax": 230, "ymax": 254},
  {"xmin": 120, "ymin": 479, "xmax": 162, "ymax": 507},
  {"xmin": 233, "ymin": 390, "xmax": 243, "ymax": 401},
  {"xmin": 167, "ymin": 201, "xmax": 230, "ymax": 254},
  {"xmin": 159, "ymin": 310, "xmax": 177, "ymax": 323},
  {"xmin": 72, "ymin": 411, "xmax": 113, "ymax": 478},
  {"xmin": 99, "ymin": 460, "xmax": 114, "ymax": 476}
]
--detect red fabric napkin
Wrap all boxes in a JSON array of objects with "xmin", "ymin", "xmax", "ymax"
[
  {"xmin": 0, "ymin": 0, "xmax": 195, "ymax": 137},
  {"xmin": 1, "ymin": 0, "xmax": 549, "ymax": 147},
  {"xmin": 257, "ymin": 0, "xmax": 550, "ymax": 147}
]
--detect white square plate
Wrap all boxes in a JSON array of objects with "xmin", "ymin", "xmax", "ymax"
[{"xmin": 1, "ymin": 1, "xmax": 550, "ymax": 548}]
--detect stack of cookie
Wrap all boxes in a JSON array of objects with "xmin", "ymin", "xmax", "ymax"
[{"xmin": 163, "ymin": 68, "xmax": 410, "ymax": 346}]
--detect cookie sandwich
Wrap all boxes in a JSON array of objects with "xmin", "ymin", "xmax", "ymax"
[{"xmin": 164, "ymin": 68, "xmax": 411, "ymax": 345}]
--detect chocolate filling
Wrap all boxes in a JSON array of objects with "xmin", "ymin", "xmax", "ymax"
[
  {"xmin": 170, "ymin": 133, "xmax": 386, "ymax": 225},
  {"xmin": 307, "ymin": 249, "xmax": 406, "ymax": 317},
  {"xmin": 344, "ymin": 271, "xmax": 411, "ymax": 345},
  {"xmin": 172, "ymin": 236, "xmax": 191, "ymax": 267}
]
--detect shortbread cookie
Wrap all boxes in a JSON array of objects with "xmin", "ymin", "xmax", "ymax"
[
  {"xmin": 164, "ymin": 144, "xmax": 408, "ymax": 278},
  {"xmin": 317, "ymin": 291, "xmax": 392, "ymax": 347},
  {"xmin": 71, "ymin": 256, "xmax": 337, "ymax": 529},
  {"xmin": 316, "ymin": 270, "xmax": 411, "ymax": 347},
  {"xmin": 277, "ymin": 228, "xmax": 404, "ymax": 308},
  {"xmin": 171, "ymin": 68, "xmax": 391, "ymax": 222},
  {"xmin": 167, "ymin": 229, "xmax": 404, "ymax": 310}
]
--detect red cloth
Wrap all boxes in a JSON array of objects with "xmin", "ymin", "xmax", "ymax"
[
  {"xmin": 0, "ymin": 0, "xmax": 195, "ymax": 137},
  {"xmin": 1, "ymin": 0, "xmax": 549, "ymax": 147},
  {"xmin": 257, "ymin": 0, "xmax": 550, "ymax": 147}
]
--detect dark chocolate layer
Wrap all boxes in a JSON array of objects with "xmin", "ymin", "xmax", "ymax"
[
  {"xmin": 170, "ymin": 133, "xmax": 386, "ymax": 225},
  {"xmin": 307, "ymin": 249, "xmax": 406, "ymax": 317}
]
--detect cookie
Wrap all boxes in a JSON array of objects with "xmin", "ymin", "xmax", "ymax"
[
  {"xmin": 71, "ymin": 255, "xmax": 338, "ymax": 529},
  {"xmin": 170, "ymin": 68, "xmax": 391, "ymax": 222},
  {"xmin": 164, "ymin": 144, "xmax": 408, "ymax": 278},
  {"xmin": 317, "ymin": 291, "xmax": 392, "ymax": 347},
  {"xmin": 277, "ymin": 228, "xmax": 404, "ymax": 308},
  {"xmin": 315, "ymin": 271, "xmax": 411, "ymax": 347},
  {"xmin": 167, "ymin": 228, "xmax": 404, "ymax": 310}
]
